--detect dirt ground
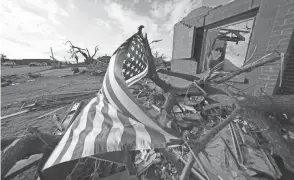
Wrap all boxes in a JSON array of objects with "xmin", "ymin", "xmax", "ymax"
[
  {"xmin": 1, "ymin": 65, "xmax": 50, "ymax": 76},
  {"xmin": 1, "ymin": 66, "xmax": 103, "ymax": 138}
]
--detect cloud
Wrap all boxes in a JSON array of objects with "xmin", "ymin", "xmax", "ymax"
[
  {"xmin": 0, "ymin": 0, "xmax": 195, "ymax": 60},
  {"xmin": 104, "ymin": 2, "xmax": 161, "ymax": 40},
  {"xmin": 103, "ymin": 1, "xmax": 174, "ymax": 57},
  {"xmin": 0, "ymin": 0, "xmax": 69, "ymax": 59},
  {"xmin": 96, "ymin": 18, "xmax": 111, "ymax": 28},
  {"xmin": 2, "ymin": 36, "xmax": 32, "ymax": 47},
  {"xmin": 151, "ymin": 0, "xmax": 203, "ymax": 33},
  {"xmin": 22, "ymin": 0, "xmax": 70, "ymax": 24}
]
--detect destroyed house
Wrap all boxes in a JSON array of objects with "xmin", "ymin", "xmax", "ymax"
[{"xmin": 171, "ymin": 0, "xmax": 294, "ymax": 95}]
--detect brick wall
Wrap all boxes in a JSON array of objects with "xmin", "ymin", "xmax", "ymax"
[
  {"xmin": 279, "ymin": 31, "xmax": 294, "ymax": 94},
  {"xmin": 256, "ymin": 0, "xmax": 294, "ymax": 95},
  {"xmin": 172, "ymin": 0, "xmax": 294, "ymax": 95}
]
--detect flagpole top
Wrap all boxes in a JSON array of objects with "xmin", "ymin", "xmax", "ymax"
[{"xmin": 138, "ymin": 25, "xmax": 144, "ymax": 35}]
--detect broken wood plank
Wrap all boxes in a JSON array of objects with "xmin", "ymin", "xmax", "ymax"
[
  {"xmin": 1, "ymin": 109, "xmax": 30, "ymax": 120},
  {"xmin": 54, "ymin": 102, "xmax": 83, "ymax": 135}
]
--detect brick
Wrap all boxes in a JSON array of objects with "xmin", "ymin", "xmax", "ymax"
[
  {"xmin": 267, "ymin": 44, "xmax": 279, "ymax": 51},
  {"xmin": 273, "ymin": 26, "xmax": 282, "ymax": 31},
  {"xmin": 270, "ymin": 74, "xmax": 279, "ymax": 79},
  {"xmin": 288, "ymin": 7, "xmax": 294, "ymax": 14},
  {"xmin": 282, "ymin": 82, "xmax": 294, "ymax": 87},
  {"xmin": 275, "ymin": 12, "xmax": 294, "ymax": 21},
  {"xmin": 266, "ymin": 83, "xmax": 277, "ymax": 88},
  {"xmin": 269, "ymin": 34, "xmax": 291, "ymax": 44},
  {"xmin": 261, "ymin": 69, "xmax": 280, "ymax": 74},
  {"xmin": 270, "ymin": 30, "xmax": 282, "ymax": 37},
  {"xmin": 261, "ymin": 66, "xmax": 271, "ymax": 71},
  {"xmin": 285, "ymin": 17, "xmax": 294, "ymax": 24},
  {"xmin": 279, "ymin": 38, "xmax": 291, "ymax": 44},
  {"xmin": 259, "ymin": 74, "xmax": 270, "ymax": 79},
  {"xmin": 281, "ymin": 23, "xmax": 294, "ymax": 30},
  {"xmin": 281, "ymin": 28, "xmax": 294, "ymax": 35},
  {"xmin": 267, "ymin": 43, "xmax": 290, "ymax": 52},
  {"xmin": 274, "ymin": 20, "xmax": 285, "ymax": 27}
]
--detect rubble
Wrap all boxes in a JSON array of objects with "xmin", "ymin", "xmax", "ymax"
[{"xmin": 1, "ymin": 28, "xmax": 294, "ymax": 180}]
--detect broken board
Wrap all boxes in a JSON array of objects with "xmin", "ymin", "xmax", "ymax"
[{"xmin": 53, "ymin": 102, "xmax": 83, "ymax": 135}]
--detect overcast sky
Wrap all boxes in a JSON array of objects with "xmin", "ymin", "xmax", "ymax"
[{"xmin": 0, "ymin": 0, "xmax": 233, "ymax": 61}]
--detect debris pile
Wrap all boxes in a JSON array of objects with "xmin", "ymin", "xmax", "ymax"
[{"xmin": 1, "ymin": 27, "xmax": 294, "ymax": 180}]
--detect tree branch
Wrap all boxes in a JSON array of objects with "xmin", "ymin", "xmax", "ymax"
[
  {"xmin": 211, "ymin": 53, "xmax": 281, "ymax": 84},
  {"xmin": 157, "ymin": 69, "xmax": 201, "ymax": 82},
  {"xmin": 190, "ymin": 107, "xmax": 241, "ymax": 154},
  {"xmin": 91, "ymin": 45, "xmax": 99, "ymax": 59}
]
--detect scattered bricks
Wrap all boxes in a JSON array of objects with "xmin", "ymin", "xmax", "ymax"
[
  {"xmin": 281, "ymin": 28, "xmax": 294, "ymax": 35},
  {"xmin": 285, "ymin": 17, "xmax": 294, "ymax": 24}
]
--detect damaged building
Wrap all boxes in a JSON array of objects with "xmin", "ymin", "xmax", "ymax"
[{"xmin": 171, "ymin": 0, "xmax": 294, "ymax": 95}]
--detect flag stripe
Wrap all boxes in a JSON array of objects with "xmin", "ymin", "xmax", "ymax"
[
  {"xmin": 128, "ymin": 118, "xmax": 152, "ymax": 150},
  {"xmin": 60, "ymin": 98, "xmax": 97, "ymax": 163},
  {"xmin": 82, "ymin": 94, "xmax": 105, "ymax": 156},
  {"xmin": 102, "ymin": 71, "xmax": 119, "ymax": 110},
  {"xmin": 117, "ymin": 111, "xmax": 137, "ymax": 150},
  {"xmin": 49, "ymin": 111, "xmax": 84, "ymax": 168},
  {"xmin": 106, "ymin": 104, "xmax": 124, "ymax": 151},
  {"xmin": 94, "ymin": 101, "xmax": 113, "ymax": 152},
  {"xmin": 104, "ymin": 72, "xmax": 136, "ymax": 120},
  {"xmin": 71, "ymin": 100, "xmax": 97, "ymax": 159},
  {"xmin": 42, "ymin": 120, "xmax": 75, "ymax": 170}
]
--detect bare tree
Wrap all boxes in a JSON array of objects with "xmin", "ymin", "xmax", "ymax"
[{"xmin": 65, "ymin": 41, "xmax": 99, "ymax": 65}]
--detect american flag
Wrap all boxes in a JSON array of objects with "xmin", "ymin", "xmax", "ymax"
[{"xmin": 41, "ymin": 28, "xmax": 181, "ymax": 177}]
